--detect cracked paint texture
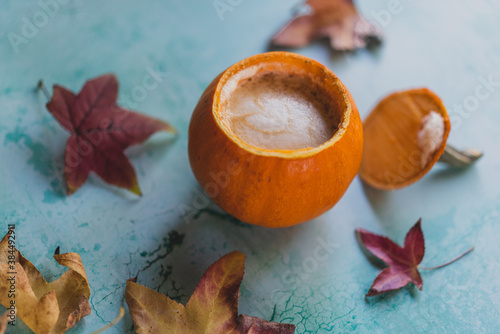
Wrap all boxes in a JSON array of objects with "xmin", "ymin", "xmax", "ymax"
[{"xmin": 1, "ymin": 0, "xmax": 500, "ymax": 333}]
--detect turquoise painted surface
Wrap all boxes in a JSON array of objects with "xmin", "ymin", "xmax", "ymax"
[{"xmin": 1, "ymin": 0, "xmax": 500, "ymax": 333}]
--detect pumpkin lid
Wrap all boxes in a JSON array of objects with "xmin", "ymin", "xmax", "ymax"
[{"xmin": 359, "ymin": 88, "xmax": 451, "ymax": 190}]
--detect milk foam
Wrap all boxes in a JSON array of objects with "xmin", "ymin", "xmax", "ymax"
[{"xmin": 223, "ymin": 72, "xmax": 338, "ymax": 150}]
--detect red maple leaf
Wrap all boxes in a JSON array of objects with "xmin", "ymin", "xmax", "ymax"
[
  {"xmin": 271, "ymin": 0, "xmax": 383, "ymax": 51},
  {"xmin": 357, "ymin": 220, "xmax": 424, "ymax": 296},
  {"xmin": 46, "ymin": 74, "xmax": 175, "ymax": 195},
  {"xmin": 356, "ymin": 219, "xmax": 474, "ymax": 297}
]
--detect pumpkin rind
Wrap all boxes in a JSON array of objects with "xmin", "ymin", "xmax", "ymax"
[{"xmin": 188, "ymin": 52, "xmax": 363, "ymax": 228}]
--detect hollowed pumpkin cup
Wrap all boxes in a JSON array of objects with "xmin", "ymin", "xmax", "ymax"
[{"xmin": 188, "ymin": 52, "xmax": 363, "ymax": 228}]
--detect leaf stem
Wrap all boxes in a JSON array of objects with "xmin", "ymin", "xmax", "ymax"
[
  {"xmin": 91, "ymin": 307, "xmax": 125, "ymax": 334},
  {"xmin": 36, "ymin": 79, "xmax": 51, "ymax": 100},
  {"xmin": 419, "ymin": 246, "xmax": 474, "ymax": 270}
]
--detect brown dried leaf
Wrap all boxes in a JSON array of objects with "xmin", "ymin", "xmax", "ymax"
[
  {"xmin": 272, "ymin": 0, "xmax": 382, "ymax": 51},
  {"xmin": 0, "ymin": 232, "xmax": 90, "ymax": 333}
]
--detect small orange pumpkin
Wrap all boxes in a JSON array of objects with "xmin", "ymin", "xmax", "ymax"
[{"xmin": 188, "ymin": 52, "xmax": 363, "ymax": 228}]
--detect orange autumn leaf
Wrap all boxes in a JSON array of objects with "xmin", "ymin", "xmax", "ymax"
[
  {"xmin": 125, "ymin": 251, "xmax": 295, "ymax": 334},
  {"xmin": 272, "ymin": 0, "xmax": 382, "ymax": 51},
  {"xmin": 0, "ymin": 232, "xmax": 90, "ymax": 334}
]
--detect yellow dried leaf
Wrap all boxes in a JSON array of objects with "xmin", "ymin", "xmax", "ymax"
[
  {"xmin": 0, "ymin": 232, "xmax": 90, "ymax": 334},
  {"xmin": 125, "ymin": 251, "xmax": 295, "ymax": 334}
]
